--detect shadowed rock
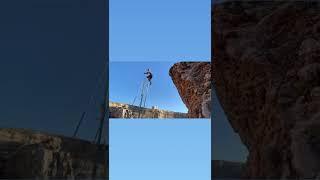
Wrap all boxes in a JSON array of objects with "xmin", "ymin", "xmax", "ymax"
[
  {"xmin": 0, "ymin": 128, "xmax": 108, "ymax": 178},
  {"xmin": 213, "ymin": 1, "xmax": 320, "ymax": 178}
]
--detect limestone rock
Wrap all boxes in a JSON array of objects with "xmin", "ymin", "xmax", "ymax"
[
  {"xmin": 169, "ymin": 62, "xmax": 211, "ymax": 118},
  {"xmin": 0, "ymin": 128, "xmax": 107, "ymax": 179},
  {"xmin": 213, "ymin": 1, "xmax": 320, "ymax": 178},
  {"xmin": 109, "ymin": 102, "xmax": 188, "ymax": 118}
]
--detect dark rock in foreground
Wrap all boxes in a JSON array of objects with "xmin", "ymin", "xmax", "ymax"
[
  {"xmin": 0, "ymin": 128, "xmax": 108, "ymax": 179},
  {"xmin": 213, "ymin": 1, "xmax": 320, "ymax": 178}
]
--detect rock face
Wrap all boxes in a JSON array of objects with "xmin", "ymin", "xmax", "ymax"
[
  {"xmin": 109, "ymin": 102, "xmax": 188, "ymax": 118},
  {"xmin": 0, "ymin": 128, "xmax": 107, "ymax": 179},
  {"xmin": 169, "ymin": 62, "xmax": 212, "ymax": 118},
  {"xmin": 213, "ymin": 1, "xmax": 320, "ymax": 178}
]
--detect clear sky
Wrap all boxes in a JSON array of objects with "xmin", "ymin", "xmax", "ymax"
[
  {"xmin": 212, "ymin": 90, "xmax": 248, "ymax": 162},
  {"xmin": 0, "ymin": 0, "xmax": 107, "ymax": 141},
  {"xmin": 110, "ymin": 61, "xmax": 192, "ymax": 113},
  {"xmin": 110, "ymin": 0, "xmax": 211, "ymax": 62},
  {"xmin": 110, "ymin": 119, "xmax": 211, "ymax": 180}
]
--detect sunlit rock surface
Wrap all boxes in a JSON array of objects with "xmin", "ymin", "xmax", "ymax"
[
  {"xmin": 109, "ymin": 102, "xmax": 188, "ymax": 118},
  {"xmin": 169, "ymin": 62, "xmax": 212, "ymax": 118},
  {"xmin": 213, "ymin": 1, "xmax": 320, "ymax": 178}
]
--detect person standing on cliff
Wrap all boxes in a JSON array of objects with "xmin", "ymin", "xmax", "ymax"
[{"xmin": 144, "ymin": 69, "xmax": 153, "ymax": 85}]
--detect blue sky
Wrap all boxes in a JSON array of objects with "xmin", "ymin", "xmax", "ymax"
[
  {"xmin": 109, "ymin": 0, "xmax": 210, "ymax": 112},
  {"xmin": 110, "ymin": 119, "xmax": 211, "ymax": 180},
  {"xmin": 212, "ymin": 90, "xmax": 248, "ymax": 162},
  {"xmin": 110, "ymin": 0, "xmax": 211, "ymax": 62},
  {"xmin": 0, "ymin": 0, "xmax": 106, "ymax": 141},
  {"xmin": 110, "ymin": 61, "xmax": 192, "ymax": 113}
]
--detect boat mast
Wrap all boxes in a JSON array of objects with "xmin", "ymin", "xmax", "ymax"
[{"xmin": 92, "ymin": 61, "xmax": 108, "ymax": 178}]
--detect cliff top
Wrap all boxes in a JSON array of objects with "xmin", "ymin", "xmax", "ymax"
[{"xmin": 109, "ymin": 101, "xmax": 188, "ymax": 114}]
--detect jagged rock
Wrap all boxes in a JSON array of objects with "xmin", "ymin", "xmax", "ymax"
[
  {"xmin": 169, "ymin": 62, "xmax": 211, "ymax": 118},
  {"xmin": 213, "ymin": 1, "xmax": 320, "ymax": 178},
  {"xmin": 109, "ymin": 102, "xmax": 188, "ymax": 118},
  {"xmin": 0, "ymin": 128, "xmax": 107, "ymax": 179}
]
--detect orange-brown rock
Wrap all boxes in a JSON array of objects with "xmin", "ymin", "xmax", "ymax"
[
  {"xmin": 169, "ymin": 62, "xmax": 211, "ymax": 118},
  {"xmin": 213, "ymin": 1, "xmax": 320, "ymax": 178}
]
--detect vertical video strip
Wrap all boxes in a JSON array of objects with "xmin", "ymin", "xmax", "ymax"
[{"xmin": 108, "ymin": 0, "xmax": 211, "ymax": 179}]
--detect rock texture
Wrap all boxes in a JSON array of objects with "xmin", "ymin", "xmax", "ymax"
[
  {"xmin": 109, "ymin": 102, "xmax": 188, "ymax": 118},
  {"xmin": 169, "ymin": 62, "xmax": 212, "ymax": 118},
  {"xmin": 213, "ymin": 1, "xmax": 320, "ymax": 178},
  {"xmin": 0, "ymin": 128, "xmax": 107, "ymax": 179}
]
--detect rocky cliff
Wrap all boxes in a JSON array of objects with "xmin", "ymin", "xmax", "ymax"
[
  {"xmin": 169, "ymin": 62, "xmax": 212, "ymax": 118},
  {"xmin": 109, "ymin": 102, "xmax": 188, "ymax": 118},
  {"xmin": 213, "ymin": 1, "xmax": 320, "ymax": 178},
  {"xmin": 0, "ymin": 128, "xmax": 107, "ymax": 179}
]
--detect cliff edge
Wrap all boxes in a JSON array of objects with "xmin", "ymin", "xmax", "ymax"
[{"xmin": 169, "ymin": 62, "xmax": 212, "ymax": 118}]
